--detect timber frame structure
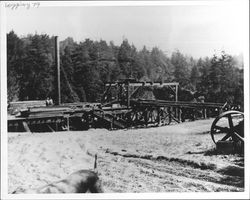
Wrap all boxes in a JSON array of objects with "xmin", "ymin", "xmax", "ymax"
[
  {"xmin": 102, "ymin": 78, "xmax": 179, "ymax": 106},
  {"xmin": 8, "ymin": 78, "xmax": 239, "ymax": 132}
]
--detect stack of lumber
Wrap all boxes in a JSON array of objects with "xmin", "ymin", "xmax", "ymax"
[
  {"xmin": 131, "ymin": 99, "xmax": 225, "ymax": 108},
  {"xmin": 61, "ymin": 102, "xmax": 101, "ymax": 109},
  {"xmin": 9, "ymin": 101, "xmax": 101, "ymax": 118},
  {"xmin": 8, "ymin": 100, "xmax": 46, "ymax": 115},
  {"xmin": 21, "ymin": 106, "xmax": 72, "ymax": 118}
]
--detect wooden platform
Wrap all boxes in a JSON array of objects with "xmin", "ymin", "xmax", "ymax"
[{"xmin": 7, "ymin": 99, "xmax": 237, "ymax": 132}]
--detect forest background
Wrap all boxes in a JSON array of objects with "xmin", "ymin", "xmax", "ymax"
[{"xmin": 7, "ymin": 31, "xmax": 244, "ymax": 109}]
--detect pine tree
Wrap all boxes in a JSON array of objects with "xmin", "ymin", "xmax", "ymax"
[
  {"xmin": 171, "ymin": 50, "xmax": 189, "ymax": 87},
  {"xmin": 118, "ymin": 39, "xmax": 136, "ymax": 78},
  {"xmin": 18, "ymin": 34, "xmax": 54, "ymax": 100},
  {"xmin": 7, "ymin": 31, "xmax": 24, "ymax": 102},
  {"xmin": 61, "ymin": 46, "xmax": 80, "ymax": 102}
]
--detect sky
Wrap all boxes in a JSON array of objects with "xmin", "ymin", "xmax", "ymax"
[{"xmin": 5, "ymin": 1, "xmax": 247, "ymax": 58}]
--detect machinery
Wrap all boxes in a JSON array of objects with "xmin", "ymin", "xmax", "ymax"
[{"xmin": 210, "ymin": 110, "xmax": 244, "ymax": 153}]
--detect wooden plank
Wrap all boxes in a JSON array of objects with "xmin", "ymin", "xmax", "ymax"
[
  {"xmin": 131, "ymin": 99, "xmax": 225, "ymax": 109},
  {"xmin": 9, "ymin": 100, "xmax": 46, "ymax": 106},
  {"xmin": 8, "ymin": 100, "xmax": 46, "ymax": 115},
  {"xmin": 105, "ymin": 81, "xmax": 179, "ymax": 87}
]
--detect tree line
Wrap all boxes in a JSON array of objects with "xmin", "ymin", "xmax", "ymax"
[{"xmin": 7, "ymin": 31, "xmax": 244, "ymax": 108}]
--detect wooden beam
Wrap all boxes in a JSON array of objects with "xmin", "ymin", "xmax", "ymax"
[
  {"xmin": 66, "ymin": 116, "xmax": 70, "ymax": 131},
  {"xmin": 105, "ymin": 82, "xmax": 179, "ymax": 87},
  {"xmin": 175, "ymin": 85, "xmax": 178, "ymax": 102},
  {"xmin": 46, "ymin": 124, "xmax": 55, "ymax": 132}
]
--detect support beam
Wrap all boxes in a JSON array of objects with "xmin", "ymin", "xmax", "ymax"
[
  {"xmin": 67, "ymin": 116, "xmax": 70, "ymax": 131},
  {"xmin": 157, "ymin": 107, "xmax": 161, "ymax": 126},
  {"xmin": 175, "ymin": 85, "xmax": 178, "ymax": 102},
  {"xmin": 203, "ymin": 108, "xmax": 207, "ymax": 119},
  {"xmin": 168, "ymin": 107, "xmax": 172, "ymax": 124},
  {"xmin": 22, "ymin": 121, "xmax": 31, "ymax": 133},
  {"xmin": 126, "ymin": 83, "xmax": 130, "ymax": 108},
  {"xmin": 105, "ymin": 82, "xmax": 179, "ymax": 87},
  {"xmin": 178, "ymin": 107, "xmax": 182, "ymax": 122},
  {"xmin": 46, "ymin": 124, "xmax": 55, "ymax": 132}
]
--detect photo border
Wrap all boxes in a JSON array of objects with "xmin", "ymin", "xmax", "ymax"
[{"xmin": 1, "ymin": 1, "xmax": 249, "ymax": 199}]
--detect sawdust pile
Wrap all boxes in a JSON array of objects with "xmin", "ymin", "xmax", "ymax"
[{"xmin": 8, "ymin": 119, "xmax": 244, "ymax": 193}]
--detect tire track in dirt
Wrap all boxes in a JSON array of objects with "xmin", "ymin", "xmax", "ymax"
[
  {"xmin": 105, "ymin": 149, "xmax": 244, "ymax": 176},
  {"xmin": 100, "ymin": 149, "xmax": 244, "ymax": 192},
  {"xmin": 105, "ymin": 148, "xmax": 217, "ymax": 170},
  {"xmin": 130, "ymin": 157, "xmax": 243, "ymax": 188},
  {"xmin": 133, "ymin": 161, "xmax": 239, "ymax": 192}
]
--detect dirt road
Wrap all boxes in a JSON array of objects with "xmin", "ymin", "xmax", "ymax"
[{"xmin": 8, "ymin": 119, "xmax": 244, "ymax": 193}]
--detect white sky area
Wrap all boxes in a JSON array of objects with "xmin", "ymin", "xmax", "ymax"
[{"xmin": 5, "ymin": 2, "xmax": 246, "ymax": 58}]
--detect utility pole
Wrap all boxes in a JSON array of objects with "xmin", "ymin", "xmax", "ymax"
[{"xmin": 55, "ymin": 36, "xmax": 61, "ymax": 105}]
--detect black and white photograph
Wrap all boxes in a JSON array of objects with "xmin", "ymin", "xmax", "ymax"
[{"xmin": 1, "ymin": 0, "xmax": 249, "ymax": 199}]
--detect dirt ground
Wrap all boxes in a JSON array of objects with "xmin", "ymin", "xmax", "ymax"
[{"xmin": 8, "ymin": 118, "xmax": 244, "ymax": 193}]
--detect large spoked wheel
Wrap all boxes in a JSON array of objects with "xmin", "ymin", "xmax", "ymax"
[{"xmin": 210, "ymin": 111, "xmax": 244, "ymax": 144}]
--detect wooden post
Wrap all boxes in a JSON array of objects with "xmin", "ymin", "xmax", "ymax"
[
  {"xmin": 178, "ymin": 107, "xmax": 182, "ymax": 122},
  {"xmin": 111, "ymin": 116, "xmax": 113, "ymax": 130},
  {"xmin": 55, "ymin": 36, "xmax": 61, "ymax": 105},
  {"xmin": 168, "ymin": 107, "xmax": 172, "ymax": 124},
  {"xmin": 126, "ymin": 83, "xmax": 130, "ymax": 108},
  {"xmin": 175, "ymin": 85, "xmax": 178, "ymax": 102},
  {"xmin": 118, "ymin": 83, "xmax": 121, "ymax": 101},
  {"xmin": 55, "ymin": 118, "xmax": 58, "ymax": 131},
  {"xmin": 203, "ymin": 108, "xmax": 207, "ymax": 119},
  {"xmin": 158, "ymin": 108, "xmax": 161, "ymax": 126},
  {"xmin": 67, "ymin": 116, "xmax": 70, "ymax": 131},
  {"xmin": 144, "ymin": 109, "xmax": 147, "ymax": 125}
]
